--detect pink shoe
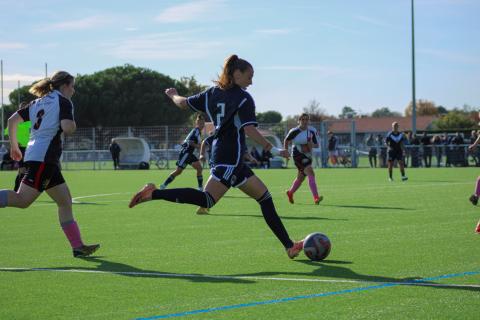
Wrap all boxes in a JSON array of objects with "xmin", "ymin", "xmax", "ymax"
[
  {"xmin": 286, "ymin": 240, "xmax": 304, "ymax": 259},
  {"xmin": 475, "ymin": 221, "xmax": 480, "ymax": 234},
  {"xmin": 314, "ymin": 195, "xmax": 323, "ymax": 205},
  {"xmin": 286, "ymin": 190, "xmax": 294, "ymax": 204},
  {"xmin": 129, "ymin": 183, "xmax": 157, "ymax": 208}
]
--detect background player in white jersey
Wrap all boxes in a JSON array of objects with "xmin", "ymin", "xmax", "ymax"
[
  {"xmin": 159, "ymin": 114, "xmax": 205, "ymax": 191},
  {"xmin": 467, "ymin": 134, "xmax": 480, "ymax": 233},
  {"xmin": 0, "ymin": 71, "xmax": 99, "ymax": 258},
  {"xmin": 129, "ymin": 54, "xmax": 304, "ymax": 259},
  {"xmin": 385, "ymin": 122, "xmax": 408, "ymax": 182},
  {"xmin": 284, "ymin": 113, "xmax": 323, "ymax": 205}
]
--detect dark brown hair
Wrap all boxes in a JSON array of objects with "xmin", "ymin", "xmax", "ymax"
[
  {"xmin": 298, "ymin": 113, "xmax": 310, "ymax": 121},
  {"xmin": 214, "ymin": 54, "xmax": 252, "ymax": 90},
  {"xmin": 29, "ymin": 71, "xmax": 74, "ymax": 97}
]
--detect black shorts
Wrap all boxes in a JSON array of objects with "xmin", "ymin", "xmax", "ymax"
[
  {"xmin": 293, "ymin": 153, "xmax": 312, "ymax": 174},
  {"xmin": 22, "ymin": 161, "xmax": 66, "ymax": 192},
  {"xmin": 211, "ymin": 163, "xmax": 254, "ymax": 188},
  {"xmin": 176, "ymin": 150, "xmax": 199, "ymax": 169},
  {"xmin": 388, "ymin": 150, "xmax": 404, "ymax": 162}
]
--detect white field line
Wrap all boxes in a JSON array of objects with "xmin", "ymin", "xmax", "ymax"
[{"xmin": 1, "ymin": 267, "xmax": 479, "ymax": 288}]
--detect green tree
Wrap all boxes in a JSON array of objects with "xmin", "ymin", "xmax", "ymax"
[
  {"xmin": 179, "ymin": 76, "xmax": 208, "ymax": 97},
  {"xmin": 432, "ymin": 111, "xmax": 476, "ymax": 130},
  {"xmin": 72, "ymin": 65, "xmax": 191, "ymax": 127},
  {"xmin": 256, "ymin": 110, "xmax": 282, "ymax": 123},
  {"xmin": 339, "ymin": 106, "xmax": 357, "ymax": 119},
  {"xmin": 371, "ymin": 107, "xmax": 401, "ymax": 118}
]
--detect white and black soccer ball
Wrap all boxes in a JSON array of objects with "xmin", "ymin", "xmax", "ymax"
[{"xmin": 303, "ymin": 232, "xmax": 331, "ymax": 261}]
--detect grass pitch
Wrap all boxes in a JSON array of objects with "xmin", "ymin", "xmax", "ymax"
[{"xmin": 0, "ymin": 167, "xmax": 479, "ymax": 319}]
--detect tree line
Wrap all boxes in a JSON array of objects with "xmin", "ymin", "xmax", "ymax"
[{"xmin": 2, "ymin": 65, "xmax": 477, "ymax": 130}]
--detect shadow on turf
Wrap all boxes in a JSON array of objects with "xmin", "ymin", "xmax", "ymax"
[
  {"xmin": 320, "ymin": 204, "xmax": 413, "ymax": 210},
  {"xmin": 209, "ymin": 213, "xmax": 347, "ymax": 221},
  {"xmin": 275, "ymin": 260, "xmax": 478, "ymax": 292},
  {"xmin": 50, "ymin": 257, "xmax": 255, "ymax": 284}
]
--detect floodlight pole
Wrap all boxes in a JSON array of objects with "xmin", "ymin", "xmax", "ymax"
[
  {"xmin": 411, "ymin": 0, "xmax": 417, "ymax": 134},
  {"xmin": 45, "ymin": 62, "xmax": 48, "ymax": 78}
]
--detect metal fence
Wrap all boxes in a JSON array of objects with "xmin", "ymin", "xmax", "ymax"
[{"xmin": 1, "ymin": 121, "xmax": 478, "ymax": 170}]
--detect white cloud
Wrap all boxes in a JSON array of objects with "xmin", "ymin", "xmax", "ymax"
[
  {"xmin": 39, "ymin": 15, "xmax": 115, "ymax": 31},
  {"xmin": 2, "ymin": 73, "xmax": 43, "ymax": 82},
  {"xmin": 155, "ymin": 0, "xmax": 226, "ymax": 23},
  {"xmin": 104, "ymin": 30, "xmax": 224, "ymax": 60},
  {"xmin": 0, "ymin": 42, "xmax": 28, "ymax": 50},
  {"xmin": 419, "ymin": 48, "xmax": 480, "ymax": 65}
]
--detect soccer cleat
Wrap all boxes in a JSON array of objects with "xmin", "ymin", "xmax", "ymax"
[
  {"xmin": 388, "ymin": 177, "xmax": 393, "ymax": 182},
  {"xmin": 469, "ymin": 194, "xmax": 478, "ymax": 206},
  {"xmin": 286, "ymin": 240, "xmax": 304, "ymax": 259},
  {"xmin": 314, "ymin": 195, "xmax": 323, "ymax": 205},
  {"xmin": 476, "ymin": 222, "xmax": 480, "ymax": 234},
  {"xmin": 286, "ymin": 190, "xmax": 294, "ymax": 204},
  {"xmin": 401, "ymin": 176, "xmax": 408, "ymax": 181},
  {"xmin": 73, "ymin": 244, "xmax": 100, "ymax": 258},
  {"xmin": 129, "ymin": 183, "xmax": 157, "ymax": 208},
  {"xmin": 196, "ymin": 207, "xmax": 209, "ymax": 215}
]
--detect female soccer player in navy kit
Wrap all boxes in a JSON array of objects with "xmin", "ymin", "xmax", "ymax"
[
  {"xmin": 0, "ymin": 71, "xmax": 99, "ymax": 258},
  {"xmin": 129, "ymin": 54, "xmax": 304, "ymax": 259},
  {"xmin": 284, "ymin": 113, "xmax": 323, "ymax": 205},
  {"xmin": 159, "ymin": 114, "xmax": 205, "ymax": 191},
  {"xmin": 385, "ymin": 122, "xmax": 408, "ymax": 182}
]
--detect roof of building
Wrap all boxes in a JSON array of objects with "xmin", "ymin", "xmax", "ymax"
[{"xmin": 326, "ymin": 116, "xmax": 438, "ymax": 133}]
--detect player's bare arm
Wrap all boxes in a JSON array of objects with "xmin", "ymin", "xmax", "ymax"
[{"xmin": 165, "ymin": 88, "xmax": 188, "ymax": 110}]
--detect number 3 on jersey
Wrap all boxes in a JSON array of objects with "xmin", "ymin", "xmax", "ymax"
[
  {"xmin": 33, "ymin": 109, "xmax": 45, "ymax": 130},
  {"xmin": 216, "ymin": 103, "xmax": 225, "ymax": 127}
]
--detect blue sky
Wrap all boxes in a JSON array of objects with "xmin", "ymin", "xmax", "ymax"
[{"xmin": 0, "ymin": 0, "xmax": 478, "ymax": 118}]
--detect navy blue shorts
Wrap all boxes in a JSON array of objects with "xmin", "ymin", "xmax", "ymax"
[
  {"xmin": 176, "ymin": 150, "xmax": 199, "ymax": 169},
  {"xmin": 22, "ymin": 161, "xmax": 66, "ymax": 192},
  {"xmin": 388, "ymin": 150, "xmax": 404, "ymax": 162},
  {"xmin": 211, "ymin": 163, "xmax": 254, "ymax": 188}
]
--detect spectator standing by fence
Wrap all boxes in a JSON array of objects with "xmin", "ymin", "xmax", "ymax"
[
  {"xmin": 432, "ymin": 135, "xmax": 443, "ymax": 167},
  {"xmin": 421, "ymin": 132, "xmax": 432, "ymax": 168},
  {"xmin": 366, "ymin": 134, "xmax": 377, "ymax": 168},
  {"xmin": 109, "ymin": 138, "xmax": 121, "ymax": 170}
]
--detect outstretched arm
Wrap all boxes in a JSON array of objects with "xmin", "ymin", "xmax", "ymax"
[
  {"xmin": 469, "ymin": 135, "xmax": 480, "ymax": 151},
  {"xmin": 244, "ymin": 125, "xmax": 289, "ymax": 159},
  {"xmin": 165, "ymin": 88, "xmax": 188, "ymax": 110}
]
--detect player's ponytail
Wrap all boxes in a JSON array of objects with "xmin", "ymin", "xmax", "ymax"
[
  {"xmin": 29, "ymin": 71, "xmax": 74, "ymax": 97},
  {"xmin": 215, "ymin": 54, "xmax": 252, "ymax": 90}
]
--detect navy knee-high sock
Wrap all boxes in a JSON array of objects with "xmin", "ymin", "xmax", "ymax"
[
  {"xmin": 257, "ymin": 191, "xmax": 293, "ymax": 249},
  {"xmin": 151, "ymin": 188, "xmax": 215, "ymax": 208}
]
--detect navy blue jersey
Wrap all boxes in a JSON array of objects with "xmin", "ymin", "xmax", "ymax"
[
  {"xmin": 187, "ymin": 86, "xmax": 257, "ymax": 166},
  {"xmin": 385, "ymin": 131, "xmax": 407, "ymax": 153},
  {"xmin": 181, "ymin": 127, "xmax": 201, "ymax": 153}
]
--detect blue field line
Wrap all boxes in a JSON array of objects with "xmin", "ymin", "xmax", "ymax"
[{"xmin": 135, "ymin": 269, "xmax": 480, "ymax": 320}]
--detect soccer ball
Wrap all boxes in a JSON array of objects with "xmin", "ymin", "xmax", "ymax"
[{"xmin": 303, "ymin": 232, "xmax": 331, "ymax": 261}]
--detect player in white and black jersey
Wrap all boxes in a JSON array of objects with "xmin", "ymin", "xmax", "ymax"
[
  {"xmin": 159, "ymin": 114, "xmax": 205, "ymax": 191},
  {"xmin": 284, "ymin": 113, "xmax": 323, "ymax": 205},
  {"xmin": 0, "ymin": 71, "xmax": 99, "ymax": 258},
  {"xmin": 129, "ymin": 54, "xmax": 304, "ymax": 259},
  {"xmin": 385, "ymin": 122, "xmax": 408, "ymax": 181}
]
